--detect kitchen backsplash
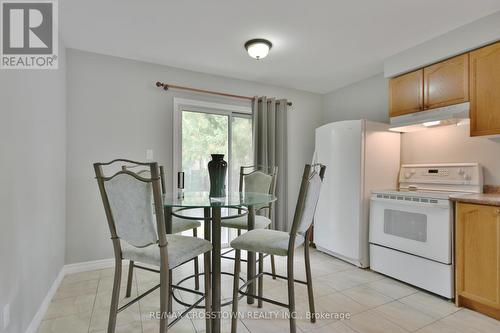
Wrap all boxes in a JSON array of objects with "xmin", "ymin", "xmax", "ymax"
[{"xmin": 401, "ymin": 123, "xmax": 500, "ymax": 186}]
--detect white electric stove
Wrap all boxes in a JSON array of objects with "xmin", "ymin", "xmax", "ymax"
[{"xmin": 369, "ymin": 163, "xmax": 483, "ymax": 298}]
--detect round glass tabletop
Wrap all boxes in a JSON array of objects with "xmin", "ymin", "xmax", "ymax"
[{"xmin": 163, "ymin": 191, "xmax": 276, "ymax": 208}]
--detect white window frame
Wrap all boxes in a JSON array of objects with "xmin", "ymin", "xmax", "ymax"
[{"xmin": 172, "ymin": 97, "xmax": 252, "ymax": 194}]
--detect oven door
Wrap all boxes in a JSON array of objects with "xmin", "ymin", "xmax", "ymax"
[{"xmin": 369, "ymin": 195, "xmax": 452, "ymax": 264}]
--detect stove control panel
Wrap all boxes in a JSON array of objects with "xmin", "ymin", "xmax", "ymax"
[{"xmin": 399, "ymin": 163, "xmax": 483, "ymax": 193}]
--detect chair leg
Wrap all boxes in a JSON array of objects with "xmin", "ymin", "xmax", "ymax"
[
  {"xmin": 270, "ymin": 255, "xmax": 277, "ymax": 280},
  {"xmin": 193, "ymin": 228, "xmax": 200, "ymax": 291},
  {"xmin": 125, "ymin": 260, "xmax": 134, "ymax": 298},
  {"xmin": 168, "ymin": 269, "xmax": 173, "ymax": 314},
  {"xmin": 267, "ymin": 225, "xmax": 276, "ymax": 280},
  {"xmin": 287, "ymin": 255, "xmax": 296, "ymax": 333},
  {"xmin": 108, "ymin": 259, "xmax": 122, "ymax": 333},
  {"xmin": 304, "ymin": 241, "xmax": 316, "ymax": 323},
  {"xmin": 204, "ymin": 252, "xmax": 212, "ymax": 333},
  {"xmin": 258, "ymin": 253, "xmax": 264, "ymax": 308},
  {"xmin": 231, "ymin": 250, "xmax": 241, "ymax": 333},
  {"xmin": 160, "ymin": 262, "xmax": 169, "ymax": 333}
]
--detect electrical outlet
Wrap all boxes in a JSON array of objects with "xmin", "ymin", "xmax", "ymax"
[
  {"xmin": 3, "ymin": 303, "xmax": 10, "ymax": 329},
  {"xmin": 146, "ymin": 149, "xmax": 154, "ymax": 161}
]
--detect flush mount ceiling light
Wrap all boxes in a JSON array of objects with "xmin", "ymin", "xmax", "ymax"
[{"xmin": 244, "ymin": 39, "xmax": 272, "ymax": 60}]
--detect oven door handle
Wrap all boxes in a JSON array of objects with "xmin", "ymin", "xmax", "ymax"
[{"xmin": 371, "ymin": 197, "xmax": 449, "ymax": 209}]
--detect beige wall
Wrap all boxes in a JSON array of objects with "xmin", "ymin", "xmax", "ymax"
[{"xmin": 401, "ymin": 124, "xmax": 500, "ymax": 185}]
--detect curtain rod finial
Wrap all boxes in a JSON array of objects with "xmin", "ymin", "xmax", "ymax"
[{"xmin": 155, "ymin": 81, "xmax": 169, "ymax": 90}]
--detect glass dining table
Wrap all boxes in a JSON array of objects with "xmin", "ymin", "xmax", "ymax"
[{"xmin": 163, "ymin": 191, "xmax": 277, "ymax": 333}]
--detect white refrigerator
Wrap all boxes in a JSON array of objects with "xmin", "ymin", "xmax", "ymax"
[{"xmin": 313, "ymin": 120, "xmax": 400, "ymax": 268}]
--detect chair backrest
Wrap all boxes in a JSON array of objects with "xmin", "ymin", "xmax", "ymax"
[
  {"xmin": 94, "ymin": 160, "xmax": 167, "ymax": 249},
  {"xmin": 123, "ymin": 165, "xmax": 167, "ymax": 194},
  {"xmin": 240, "ymin": 165, "xmax": 278, "ymax": 211},
  {"xmin": 289, "ymin": 164, "xmax": 326, "ymax": 237}
]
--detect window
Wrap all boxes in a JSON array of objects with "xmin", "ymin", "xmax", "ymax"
[{"xmin": 173, "ymin": 98, "xmax": 253, "ymax": 245}]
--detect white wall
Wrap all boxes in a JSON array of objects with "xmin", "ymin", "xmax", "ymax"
[
  {"xmin": 0, "ymin": 49, "xmax": 66, "ymax": 332},
  {"xmin": 402, "ymin": 124, "xmax": 500, "ymax": 185},
  {"xmin": 322, "ymin": 73, "xmax": 389, "ymax": 124},
  {"xmin": 384, "ymin": 10, "xmax": 500, "ymax": 77},
  {"xmin": 66, "ymin": 49, "xmax": 323, "ymax": 264}
]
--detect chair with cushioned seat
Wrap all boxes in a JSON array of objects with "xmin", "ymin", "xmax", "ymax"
[
  {"xmin": 230, "ymin": 164, "xmax": 326, "ymax": 333},
  {"xmin": 122, "ymin": 165, "xmax": 203, "ymax": 298},
  {"xmin": 94, "ymin": 160, "xmax": 212, "ymax": 333},
  {"xmin": 220, "ymin": 165, "xmax": 278, "ymax": 277}
]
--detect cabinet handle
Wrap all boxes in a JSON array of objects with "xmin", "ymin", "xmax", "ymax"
[{"xmin": 496, "ymin": 208, "xmax": 500, "ymax": 215}]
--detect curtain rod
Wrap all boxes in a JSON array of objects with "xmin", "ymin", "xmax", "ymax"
[{"xmin": 155, "ymin": 81, "xmax": 292, "ymax": 106}]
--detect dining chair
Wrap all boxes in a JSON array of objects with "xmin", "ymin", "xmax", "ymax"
[
  {"xmin": 220, "ymin": 165, "xmax": 278, "ymax": 278},
  {"xmin": 122, "ymin": 165, "xmax": 203, "ymax": 298},
  {"xmin": 229, "ymin": 164, "xmax": 326, "ymax": 333},
  {"xmin": 94, "ymin": 159, "xmax": 212, "ymax": 333}
]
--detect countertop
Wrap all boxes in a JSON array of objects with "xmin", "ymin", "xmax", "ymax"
[{"xmin": 449, "ymin": 193, "xmax": 500, "ymax": 206}]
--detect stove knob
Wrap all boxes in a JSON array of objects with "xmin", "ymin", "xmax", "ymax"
[
  {"xmin": 404, "ymin": 170, "xmax": 415, "ymax": 179},
  {"xmin": 458, "ymin": 168, "xmax": 465, "ymax": 175}
]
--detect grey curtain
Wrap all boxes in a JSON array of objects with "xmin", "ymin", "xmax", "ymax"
[{"xmin": 252, "ymin": 96, "xmax": 288, "ymax": 231}]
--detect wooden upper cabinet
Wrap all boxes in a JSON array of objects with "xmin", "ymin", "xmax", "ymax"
[
  {"xmin": 388, "ymin": 41, "xmax": 500, "ymax": 137},
  {"xmin": 423, "ymin": 53, "xmax": 469, "ymax": 109},
  {"xmin": 470, "ymin": 42, "xmax": 500, "ymax": 136},
  {"xmin": 389, "ymin": 54, "xmax": 469, "ymax": 118},
  {"xmin": 456, "ymin": 203, "xmax": 500, "ymax": 320},
  {"xmin": 389, "ymin": 69, "xmax": 423, "ymax": 117}
]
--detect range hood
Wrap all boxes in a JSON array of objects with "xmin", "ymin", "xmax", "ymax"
[{"xmin": 389, "ymin": 102, "xmax": 469, "ymax": 132}]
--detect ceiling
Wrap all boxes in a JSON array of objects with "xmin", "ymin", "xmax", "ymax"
[{"xmin": 61, "ymin": 1, "xmax": 500, "ymax": 94}]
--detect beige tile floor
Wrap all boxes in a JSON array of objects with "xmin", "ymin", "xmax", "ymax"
[{"xmin": 38, "ymin": 247, "xmax": 500, "ymax": 333}]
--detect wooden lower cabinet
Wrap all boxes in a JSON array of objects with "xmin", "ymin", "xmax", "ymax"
[{"xmin": 455, "ymin": 202, "xmax": 500, "ymax": 319}]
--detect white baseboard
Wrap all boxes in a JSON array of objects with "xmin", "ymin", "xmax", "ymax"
[
  {"xmin": 63, "ymin": 258, "xmax": 115, "ymax": 275},
  {"xmin": 24, "ymin": 269, "xmax": 65, "ymax": 333},
  {"xmin": 25, "ymin": 257, "xmax": 115, "ymax": 333}
]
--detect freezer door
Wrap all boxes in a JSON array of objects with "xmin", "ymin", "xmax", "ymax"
[{"xmin": 314, "ymin": 120, "xmax": 362, "ymax": 263}]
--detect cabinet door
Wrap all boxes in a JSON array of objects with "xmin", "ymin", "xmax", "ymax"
[
  {"xmin": 470, "ymin": 42, "xmax": 500, "ymax": 136},
  {"xmin": 456, "ymin": 203, "xmax": 500, "ymax": 310},
  {"xmin": 424, "ymin": 54, "xmax": 469, "ymax": 110},
  {"xmin": 389, "ymin": 69, "xmax": 423, "ymax": 117}
]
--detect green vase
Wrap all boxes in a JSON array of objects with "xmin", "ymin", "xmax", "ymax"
[{"xmin": 208, "ymin": 154, "xmax": 227, "ymax": 197}]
